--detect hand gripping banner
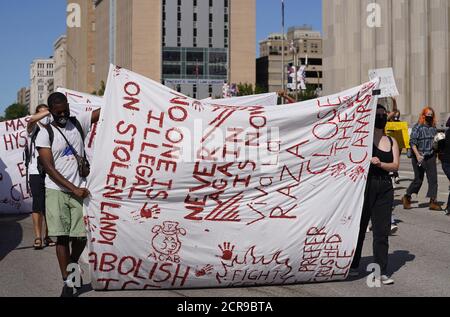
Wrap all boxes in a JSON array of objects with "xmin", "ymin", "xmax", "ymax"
[{"xmin": 85, "ymin": 65, "xmax": 380, "ymax": 290}]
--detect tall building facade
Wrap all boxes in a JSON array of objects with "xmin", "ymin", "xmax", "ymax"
[
  {"xmin": 30, "ymin": 58, "xmax": 55, "ymax": 114},
  {"xmin": 66, "ymin": 0, "xmax": 96, "ymax": 94},
  {"xmin": 94, "ymin": 0, "xmax": 162, "ymax": 90},
  {"xmin": 17, "ymin": 87, "xmax": 30, "ymax": 109},
  {"xmin": 94, "ymin": 0, "xmax": 255, "ymax": 99},
  {"xmin": 257, "ymin": 26, "xmax": 323, "ymax": 93},
  {"xmin": 323, "ymin": 0, "xmax": 450, "ymax": 123},
  {"xmin": 53, "ymin": 35, "xmax": 68, "ymax": 91}
]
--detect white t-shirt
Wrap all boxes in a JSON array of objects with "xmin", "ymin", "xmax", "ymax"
[{"xmin": 35, "ymin": 112, "xmax": 92, "ymax": 192}]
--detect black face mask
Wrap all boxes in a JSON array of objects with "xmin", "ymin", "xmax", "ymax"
[
  {"xmin": 425, "ymin": 116, "xmax": 434, "ymax": 125},
  {"xmin": 375, "ymin": 114, "xmax": 388, "ymax": 130}
]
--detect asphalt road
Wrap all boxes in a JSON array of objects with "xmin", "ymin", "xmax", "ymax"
[{"xmin": 1, "ymin": 155, "xmax": 449, "ymax": 297}]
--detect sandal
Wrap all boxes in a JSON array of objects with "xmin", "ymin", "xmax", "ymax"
[
  {"xmin": 33, "ymin": 238, "xmax": 43, "ymax": 250},
  {"xmin": 44, "ymin": 237, "xmax": 56, "ymax": 247}
]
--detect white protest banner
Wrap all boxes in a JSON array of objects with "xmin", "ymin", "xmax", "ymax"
[
  {"xmin": 0, "ymin": 118, "xmax": 32, "ymax": 214},
  {"xmin": 202, "ymin": 93, "xmax": 278, "ymax": 107},
  {"xmin": 56, "ymin": 88, "xmax": 104, "ymax": 162},
  {"xmin": 85, "ymin": 65, "xmax": 380, "ymax": 290},
  {"xmin": 57, "ymin": 89, "xmax": 276, "ymax": 162},
  {"xmin": 56, "ymin": 88, "xmax": 104, "ymax": 110},
  {"xmin": 0, "ymin": 94, "xmax": 101, "ymax": 214},
  {"xmin": 368, "ymin": 68, "xmax": 399, "ymax": 98}
]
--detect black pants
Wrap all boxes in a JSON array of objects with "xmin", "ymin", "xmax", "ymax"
[
  {"xmin": 406, "ymin": 154, "xmax": 438, "ymax": 199},
  {"xmin": 442, "ymin": 162, "xmax": 450, "ymax": 208},
  {"xmin": 351, "ymin": 176, "xmax": 394, "ymax": 275}
]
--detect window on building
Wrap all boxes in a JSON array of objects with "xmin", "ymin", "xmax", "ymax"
[
  {"xmin": 163, "ymin": 65, "xmax": 181, "ymax": 75},
  {"xmin": 187, "ymin": 51, "xmax": 204, "ymax": 62},
  {"xmin": 186, "ymin": 65, "xmax": 204, "ymax": 76},
  {"xmin": 163, "ymin": 51, "xmax": 181, "ymax": 62},
  {"xmin": 209, "ymin": 52, "xmax": 227, "ymax": 64},
  {"xmin": 209, "ymin": 65, "xmax": 227, "ymax": 76}
]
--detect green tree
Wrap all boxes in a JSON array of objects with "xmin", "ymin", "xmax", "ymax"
[
  {"xmin": 4, "ymin": 103, "xmax": 28, "ymax": 120},
  {"xmin": 92, "ymin": 80, "xmax": 106, "ymax": 96},
  {"xmin": 236, "ymin": 83, "xmax": 268, "ymax": 96}
]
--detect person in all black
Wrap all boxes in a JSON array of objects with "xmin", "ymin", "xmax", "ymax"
[
  {"xmin": 402, "ymin": 107, "xmax": 442, "ymax": 211},
  {"xmin": 439, "ymin": 118, "xmax": 450, "ymax": 216},
  {"xmin": 349, "ymin": 105, "xmax": 400, "ymax": 285}
]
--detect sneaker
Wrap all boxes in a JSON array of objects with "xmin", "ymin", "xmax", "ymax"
[
  {"xmin": 394, "ymin": 177, "xmax": 400, "ymax": 185},
  {"xmin": 380, "ymin": 275, "xmax": 395, "ymax": 285},
  {"xmin": 60, "ymin": 283, "xmax": 74, "ymax": 297},
  {"xmin": 390, "ymin": 224, "xmax": 399, "ymax": 236},
  {"xmin": 348, "ymin": 269, "xmax": 359, "ymax": 278}
]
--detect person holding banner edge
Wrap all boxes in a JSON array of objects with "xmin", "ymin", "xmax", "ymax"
[
  {"xmin": 349, "ymin": 105, "xmax": 400, "ymax": 285},
  {"xmin": 26, "ymin": 104, "xmax": 55, "ymax": 250},
  {"xmin": 36, "ymin": 92, "xmax": 100, "ymax": 297}
]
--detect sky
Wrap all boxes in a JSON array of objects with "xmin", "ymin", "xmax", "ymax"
[{"xmin": 0, "ymin": 0, "xmax": 322, "ymax": 115}]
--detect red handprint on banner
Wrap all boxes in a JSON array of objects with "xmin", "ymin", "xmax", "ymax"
[
  {"xmin": 348, "ymin": 166, "xmax": 366, "ymax": 183},
  {"xmin": 195, "ymin": 264, "xmax": 214, "ymax": 277},
  {"xmin": 219, "ymin": 242, "xmax": 235, "ymax": 261},
  {"xmin": 83, "ymin": 215, "xmax": 97, "ymax": 233},
  {"xmin": 330, "ymin": 163, "xmax": 347, "ymax": 178},
  {"xmin": 83, "ymin": 215, "xmax": 97, "ymax": 243},
  {"xmin": 132, "ymin": 203, "xmax": 161, "ymax": 223}
]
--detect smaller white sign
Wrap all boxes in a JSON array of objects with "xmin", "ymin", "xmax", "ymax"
[{"xmin": 369, "ymin": 68, "xmax": 399, "ymax": 98}]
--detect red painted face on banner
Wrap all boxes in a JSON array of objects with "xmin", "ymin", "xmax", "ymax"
[{"xmin": 151, "ymin": 222, "xmax": 186, "ymax": 256}]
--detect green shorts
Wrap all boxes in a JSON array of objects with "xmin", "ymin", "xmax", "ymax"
[{"xmin": 45, "ymin": 189, "xmax": 87, "ymax": 238}]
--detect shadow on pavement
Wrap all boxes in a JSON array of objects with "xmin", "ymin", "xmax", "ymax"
[
  {"xmin": 0, "ymin": 214, "xmax": 28, "ymax": 261},
  {"xmin": 357, "ymin": 250, "xmax": 416, "ymax": 278}
]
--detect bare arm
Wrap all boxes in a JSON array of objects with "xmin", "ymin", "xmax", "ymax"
[
  {"xmin": 391, "ymin": 97, "xmax": 398, "ymax": 113},
  {"xmin": 37, "ymin": 147, "xmax": 90, "ymax": 198},
  {"xmin": 27, "ymin": 110, "xmax": 50, "ymax": 134}
]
